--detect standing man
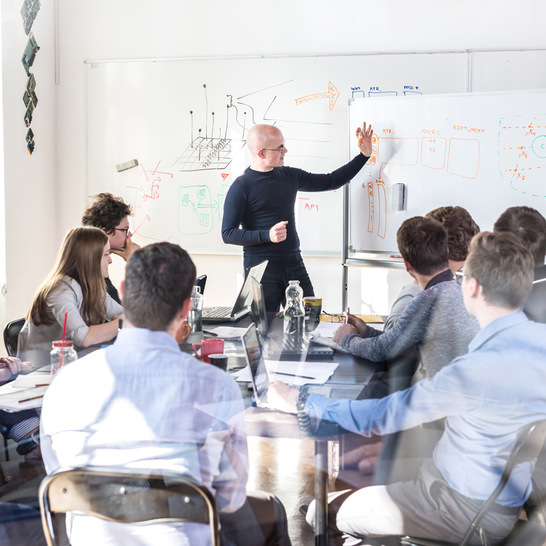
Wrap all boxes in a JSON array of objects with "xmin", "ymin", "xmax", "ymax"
[
  {"xmin": 40, "ymin": 243, "xmax": 290, "ymax": 546},
  {"xmin": 269, "ymin": 231, "xmax": 546, "ymax": 544},
  {"xmin": 222, "ymin": 123, "xmax": 373, "ymax": 313},
  {"xmin": 82, "ymin": 192, "xmax": 141, "ymax": 303}
]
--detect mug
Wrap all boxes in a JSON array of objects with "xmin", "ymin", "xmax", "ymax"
[
  {"xmin": 304, "ymin": 297, "xmax": 322, "ymax": 332},
  {"xmin": 209, "ymin": 353, "xmax": 229, "ymax": 371},
  {"xmin": 192, "ymin": 338, "xmax": 225, "ymax": 363},
  {"xmin": 176, "ymin": 320, "xmax": 192, "ymax": 345}
]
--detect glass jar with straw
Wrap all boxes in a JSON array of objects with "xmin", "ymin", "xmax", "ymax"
[{"xmin": 50, "ymin": 313, "xmax": 78, "ymax": 375}]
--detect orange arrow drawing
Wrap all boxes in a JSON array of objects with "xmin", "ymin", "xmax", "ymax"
[{"xmin": 295, "ymin": 81, "xmax": 340, "ymax": 111}]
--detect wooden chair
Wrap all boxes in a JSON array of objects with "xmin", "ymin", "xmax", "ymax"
[{"xmin": 39, "ymin": 466, "xmax": 220, "ymax": 546}]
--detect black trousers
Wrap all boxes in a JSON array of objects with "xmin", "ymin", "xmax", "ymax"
[{"xmin": 244, "ymin": 253, "xmax": 314, "ymax": 314}]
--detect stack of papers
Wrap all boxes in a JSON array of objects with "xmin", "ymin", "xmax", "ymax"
[
  {"xmin": 309, "ymin": 317, "xmax": 385, "ymax": 353},
  {"xmin": 203, "ymin": 326, "xmax": 247, "ymax": 340},
  {"xmin": 233, "ymin": 360, "xmax": 339, "ymax": 386},
  {"xmin": 0, "ymin": 367, "xmax": 52, "ymax": 410},
  {"xmin": 309, "ymin": 322, "xmax": 347, "ymax": 353}
]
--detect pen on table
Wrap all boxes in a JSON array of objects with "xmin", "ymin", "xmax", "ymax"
[
  {"xmin": 272, "ymin": 372, "xmax": 316, "ymax": 380},
  {"xmin": 18, "ymin": 394, "xmax": 44, "ymax": 403},
  {"xmin": 203, "ymin": 330, "xmax": 218, "ymax": 337}
]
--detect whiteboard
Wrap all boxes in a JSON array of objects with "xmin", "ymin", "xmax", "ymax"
[
  {"xmin": 347, "ymin": 90, "xmax": 546, "ymax": 256},
  {"xmin": 84, "ymin": 53, "xmax": 468, "ymax": 255}
]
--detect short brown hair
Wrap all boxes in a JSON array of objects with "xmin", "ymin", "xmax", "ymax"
[
  {"xmin": 465, "ymin": 231, "xmax": 534, "ymax": 309},
  {"xmin": 82, "ymin": 193, "xmax": 132, "ymax": 234},
  {"xmin": 396, "ymin": 217, "xmax": 449, "ymax": 276},
  {"xmin": 123, "ymin": 243, "xmax": 196, "ymax": 331},
  {"xmin": 426, "ymin": 206, "xmax": 480, "ymax": 262},
  {"xmin": 493, "ymin": 206, "xmax": 546, "ymax": 267}
]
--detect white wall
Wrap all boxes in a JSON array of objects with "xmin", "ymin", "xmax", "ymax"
[
  {"xmin": 0, "ymin": 16, "xmax": 5, "ymax": 327},
  {"xmin": 3, "ymin": 0, "xmax": 546, "ymax": 320},
  {"xmin": 1, "ymin": 0, "xmax": 57, "ymax": 321}
]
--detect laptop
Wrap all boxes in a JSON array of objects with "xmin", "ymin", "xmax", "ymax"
[
  {"xmin": 202, "ymin": 260, "xmax": 268, "ymax": 323},
  {"xmin": 249, "ymin": 276, "xmax": 333, "ymax": 359},
  {"xmin": 195, "ymin": 274, "xmax": 207, "ymax": 295},
  {"xmin": 241, "ymin": 323, "xmax": 271, "ymax": 407}
]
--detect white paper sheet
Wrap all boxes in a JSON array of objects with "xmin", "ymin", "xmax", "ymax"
[{"xmin": 233, "ymin": 360, "xmax": 339, "ymax": 386}]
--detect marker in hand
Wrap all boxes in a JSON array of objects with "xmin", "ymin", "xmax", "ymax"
[{"xmin": 345, "ymin": 307, "xmax": 350, "ymax": 324}]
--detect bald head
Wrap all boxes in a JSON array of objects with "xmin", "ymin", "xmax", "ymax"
[
  {"xmin": 247, "ymin": 124, "xmax": 287, "ymax": 171},
  {"xmin": 247, "ymin": 125, "xmax": 284, "ymax": 155}
]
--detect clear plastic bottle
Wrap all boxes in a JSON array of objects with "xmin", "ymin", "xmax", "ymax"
[
  {"xmin": 284, "ymin": 280, "xmax": 305, "ymax": 336},
  {"xmin": 50, "ymin": 340, "xmax": 78, "ymax": 375},
  {"xmin": 188, "ymin": 285, "xmax": 203, "ymax": 335}
]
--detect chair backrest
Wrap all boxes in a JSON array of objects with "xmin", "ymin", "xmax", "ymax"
[
  {"xmin": 39, "ymin": 466, "xmax": 220, "ymax": 546},
  {"xmin": 3, "ymin": 318, "xmax": 25, "ymax": 357},
  {"xmin": 459, "ymin": 419, "xmax": 546, "ymax": 546}
]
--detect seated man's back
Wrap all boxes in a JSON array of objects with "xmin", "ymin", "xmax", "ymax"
[
  {"xmin": 343, "ymin": 271, "xmax": 479, "ymax": 381},
  {"xmin": 41, "ymin": 329, "xmax": 247, "ymax": 544}
]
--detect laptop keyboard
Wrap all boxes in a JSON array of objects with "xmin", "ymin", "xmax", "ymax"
[{"xmin": 202, "ymin": 306, "xmax": 232, "ymax": 319}]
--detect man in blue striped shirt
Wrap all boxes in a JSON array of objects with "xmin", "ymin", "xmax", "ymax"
[{"xmin": 270, "ymin": 231, "xmax": 546, "ymax": 544}]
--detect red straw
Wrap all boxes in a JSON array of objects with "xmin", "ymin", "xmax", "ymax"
[
  {"xmin": 62, "ymin": 312, "xmax": 67, "ymax": 341},
  {"xmin": 60, "ymin": 312, "xmax": 68, "ymax": 369}
]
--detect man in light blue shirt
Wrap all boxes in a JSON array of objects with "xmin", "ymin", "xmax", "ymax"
[
  {"xmin": 270, "ymin": 231, "xmax": 546, "ymax": 544},
  {"xmin": 41, "ymin": 243, "xmax": 290, "ymax": 546}
]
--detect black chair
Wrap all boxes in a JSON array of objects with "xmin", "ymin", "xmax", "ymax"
[
  {"xmin": 39, "ymin": 466, "xmax": 220, "ymax": 546},
  {"xmin": 3, "ymin": 318, "xmax": 25, "ymax": 357},
  {"xmin": 0, "ymin": 423, "xmax": 10, "ymax": 461},
  {"xmin": 1, "ymin": 318, "xmax": 26, "ymax": 460},
  {"xmin": 370, "ymin": 419, "xmax": 546, "ymax": 546}
]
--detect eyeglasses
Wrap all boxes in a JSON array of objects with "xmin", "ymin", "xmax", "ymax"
[
  {"xmin": 262, "ymin": 144, "xmax": 286, "ymax": 153},
  {"xmin": 113, "ymin": 226, "xmax": 130, "ymax": 236}
]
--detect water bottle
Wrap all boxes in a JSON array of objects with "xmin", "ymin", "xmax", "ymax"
[
  {"xmin": 188, "ymin": 285, "xmax": 203, "ymax": 335},
  {"xmin": 50, "ymin": 340, "xmax": 78, "ymax": 375},
  {"xmin": 284, "ymin": 280, "xmax": 305, "ymax": 336}
]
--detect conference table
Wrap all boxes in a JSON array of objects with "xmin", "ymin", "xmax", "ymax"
[
  {"xmin": 0, "ymin": 318, "xmax": 380, "ymax": 545},
  {"xmin": 193, "ymin": 316, "xmax": 380, "ymax": 546}
]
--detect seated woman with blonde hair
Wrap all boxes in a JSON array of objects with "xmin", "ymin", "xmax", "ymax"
[{"xmin": 18, "ymin": 226, "xmax": 123, "ymax": 366}]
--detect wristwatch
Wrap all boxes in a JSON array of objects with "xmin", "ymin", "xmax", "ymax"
[{"xmin": 296, "ymin": 390, "xmax": 312, "ymax": 435}]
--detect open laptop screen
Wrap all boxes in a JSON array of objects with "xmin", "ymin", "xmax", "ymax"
[
  {"xmin": 241, "ymin": 323, "xmax": 269, "ymax": 406},
  {"xmin": 250, "ymin": 276, "xmax": 268, "ymax": 339},
  {"xmin": 231, "ymin": 260, "xmax": 268, "ymax": 315}
]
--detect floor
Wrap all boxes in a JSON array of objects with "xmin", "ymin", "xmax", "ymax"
[
  {"xmin": 4, "ymin": 435, "xmax": 544, "ymax": 545},
  {"xmin": 0, "ymin": 435, "xmax": 321, "ymax": 545},
  {"xmin": 247, "ymin": 436, "xmax": 317, "ymax": 544},
  {"xmin": 0, "ymin": 440, "xmax": 47, "ymax": 545}
]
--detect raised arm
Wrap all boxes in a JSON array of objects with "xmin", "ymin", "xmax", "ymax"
[
  {"xmin": 356, "ymin": 121, "xmax": 373, "ymax": 157},
  {"xmin": 296, "ymin": 123, "xmax": 374, "ymax": 193}
]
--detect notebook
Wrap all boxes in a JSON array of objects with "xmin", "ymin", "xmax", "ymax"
[
  {"xmin": 202, "ymin": 260, "xmax": 268, "ymax": 323},
  {"xmin": 249, "ymin": 276, "xmax": 333, "ymax": 359}
]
